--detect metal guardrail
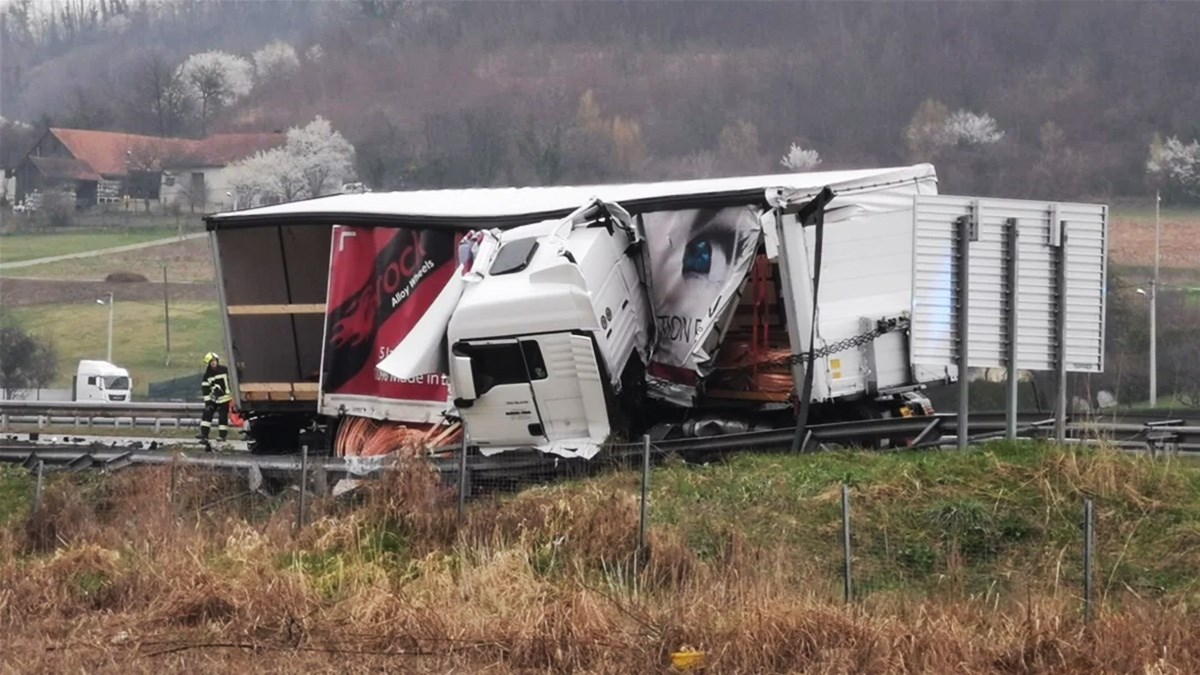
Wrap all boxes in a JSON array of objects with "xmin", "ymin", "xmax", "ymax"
[
  {"xmin": 2, "ymin": 414, "xmax": 1196, "ymax": 487},
  {"xmin": 0, "ymin": 401, "xmax": 204, "ymax": 432},
  {"xmin": 3, "ymin": 415, "xmax": 198, "ymax": 430},
  {"xmin": 0, "ymin": 401, "xmax": 202, "ymax": 415}
]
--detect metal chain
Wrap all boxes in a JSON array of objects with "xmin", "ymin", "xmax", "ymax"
[{"xmin": 793, "ymin": 316, "xmax": 910, "ymax": 363}]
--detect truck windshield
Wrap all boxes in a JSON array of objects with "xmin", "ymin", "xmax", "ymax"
[{"xmin": 104, "ymin": 376, "xmax": 130, "ymax": 390}]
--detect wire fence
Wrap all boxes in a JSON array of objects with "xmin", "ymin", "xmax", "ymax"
[{"xmin": 9, "ymin": 435, "xmax": 1183, "ymax": 622}]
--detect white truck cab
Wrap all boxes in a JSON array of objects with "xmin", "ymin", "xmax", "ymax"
[
  {"xmin": 447, "ymin": 200, "xmax": 652, "ymax": 458},
  {"xmin": 73, "ymin": 360, "xmax": 133, "ymax": 403}
]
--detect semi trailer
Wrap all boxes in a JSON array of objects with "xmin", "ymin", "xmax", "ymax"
[{"xmin": 203, "ymin": 164, "xmax": 1105, "ymax": 456}]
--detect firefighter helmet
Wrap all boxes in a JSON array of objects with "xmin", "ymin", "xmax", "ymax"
[{"xmin": 203, "ymin": 352, "xmax": 220, "ymax": 366}]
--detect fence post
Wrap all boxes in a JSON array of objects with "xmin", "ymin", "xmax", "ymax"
[
  {"xmin": 33, "ymin": 459, "xmax": 45, "ymax": 516},
  {"xmin": 1083, "ymin": 498, "xmax": 1094, "ymax": 623},
  {"xmin": 640, "ymin": 435, "xmax": 651, "ymax": 556},
  {"xmin": 457, "ymin": 433, "xmax": 469, "ymax": 523},
  {"xmin": 297, "ymin": 444, "xmax": 309, "ymax": 530},
  {"xmin": 842, "ymin": 483, "xmax": 852, "ymax": 603},
  {"xmin": 169, "ymin": 456, "xmax": 179, "ymax": 508}
]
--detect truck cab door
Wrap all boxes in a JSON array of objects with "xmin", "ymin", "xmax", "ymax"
[{"xmin": 453, "ymin": 339, "xmax": 550, "ymax": 448}]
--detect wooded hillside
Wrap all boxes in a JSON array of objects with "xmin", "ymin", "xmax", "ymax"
[{"xmin": 3, "ymin": 1, "xmax": 1198, "ymax": 199}]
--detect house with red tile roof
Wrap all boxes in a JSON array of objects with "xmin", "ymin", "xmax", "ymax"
[{"xmin": 13, "ymin": 127, "xmax": 282, "ymax": 210}]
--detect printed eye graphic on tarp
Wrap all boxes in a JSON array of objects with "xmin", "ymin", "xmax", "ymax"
[{"xmin": 641, "ymin": 206, "xmax": 762, "ymax": 403}]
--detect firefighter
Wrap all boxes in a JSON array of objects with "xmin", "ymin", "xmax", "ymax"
[{"xmin": 198, "ymin": 352, "xmax": 232, "ymax": 447}]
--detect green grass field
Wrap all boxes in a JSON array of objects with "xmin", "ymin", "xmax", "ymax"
[
  {"xmin": 0, "ymin": 238, "xmax": 215, "ymax": 283},
  {"xmin": 0, "ymin": 228, "xmax": 187, "ymax": 264},
  {"xmin": 7, "ymin": 300, "xmax": 224, "ymax": 396},
  {"xmin": 643, "ymin": 443, "xmax": 1200, "ymax": 597}
]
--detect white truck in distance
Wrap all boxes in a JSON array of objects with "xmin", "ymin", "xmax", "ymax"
[
  {"xmin": 447, "ymin": 200, "xmax": 653, "ymax": 458},
  {"xmin": 72, "ymin": 360, "xmax": 133, "ymax": 403}
]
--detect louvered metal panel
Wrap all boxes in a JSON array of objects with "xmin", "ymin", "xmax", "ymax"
[{"xmin": 910, "ymin": 195, "xmax": 1106, "ymax": 373}]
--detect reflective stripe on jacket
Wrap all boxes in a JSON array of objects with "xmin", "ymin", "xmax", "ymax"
[{"xmin": 202, "ymin": 364, "xmax": 233, "ymax": 403}]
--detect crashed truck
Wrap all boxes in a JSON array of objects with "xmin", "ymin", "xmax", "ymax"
[{"xmin": 203, "ymin": 163, "xmax": 1106, "ymax": 457}]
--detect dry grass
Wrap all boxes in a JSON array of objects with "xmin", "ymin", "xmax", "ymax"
[{"xmin": 1, "ymin": 445, "xmax": 1198, "ymax": 673}]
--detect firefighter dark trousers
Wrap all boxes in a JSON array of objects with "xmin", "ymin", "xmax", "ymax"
[{"xmin": 200, "ymin": 401, "xmax": 230, "ymax": 441}]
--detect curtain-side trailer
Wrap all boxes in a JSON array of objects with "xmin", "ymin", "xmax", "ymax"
[{"xmin": 205, "ymin": 165, "xmax": 949, "ymax": 454}]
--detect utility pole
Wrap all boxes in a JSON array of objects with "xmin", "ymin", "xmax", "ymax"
[
  {"xmin": 1150, "ymin": 191, "xmax": 1160, "ymax": 407},
  {"xmin": 162, "ymin": 263, "xmax": 171, "ymax": 366},
  {"xmin": 97, "ymin": 292, "xmax": 115, "ymax": 363},
  {"xmin": 107, "ymin": 294, "xmax": 114, "ymax": 363}
]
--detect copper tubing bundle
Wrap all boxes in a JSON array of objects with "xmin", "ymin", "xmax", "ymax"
[
  {"xmin": 709, "ymin": 342, "xmax": 795, "ymax": 395},
  {"xmin": 334, "ymin": 416, "xmax": 462, "ymax": 458},
  {"xmin": 706, "ymin": 255, "xmax": 796, "ymax": 397}
]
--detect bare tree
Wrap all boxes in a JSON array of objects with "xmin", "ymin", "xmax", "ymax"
[
  {"xmin": 128, "ymin": 49, "xmax": 189, "ymax": 136},
  {"xmin": 517, "ymin": 118, "xmax": 565, "ymax": 185}
]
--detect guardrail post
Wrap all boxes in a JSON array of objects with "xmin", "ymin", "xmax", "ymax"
[
  {"xmin": 841, "ymin": 482, "xmax": 852, "ymax": 603},
  {"xmin": 1083, "ymin": 498, "xmax": 1094, "ymax": 624},
  {"xmin": 169, "ymin": 456, "xmax": 179, "ymax": 509},
  {"xmin": 639, "ymin": 434, "xmax": 651, "ymax": 558},
  {"xmin": 1, "ymin": 412, "xmax": 8, "ymax": 431},
  {"xmin": 37, "ymin": 415, "xmax": 45, "ymax": 430},
  {"xmin": 33, "ymin": 459, "xmax": 45, "ymax": 516},
  {"xmin": 297, "ymin": 444, "xmax": 309, "ymax": 530}
]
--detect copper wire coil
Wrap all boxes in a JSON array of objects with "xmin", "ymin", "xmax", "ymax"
[{"xmin": 334, "ymin": 416, "xmax": 462, "ymax": 458}]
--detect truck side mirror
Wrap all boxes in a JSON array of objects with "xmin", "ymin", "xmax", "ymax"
[{"xmin": 450, "ymin": 354, "xmax": 476, "ymax": 402}]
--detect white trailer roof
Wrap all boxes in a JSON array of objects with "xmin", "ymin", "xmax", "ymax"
[{"xmin": 206, "ymin": 164, "xmax": 936, "ymax": 229}]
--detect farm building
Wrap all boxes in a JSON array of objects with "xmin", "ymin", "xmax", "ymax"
[{"xmin": 12, "ymin": 127, "xmax": 282, "ymax": 210}]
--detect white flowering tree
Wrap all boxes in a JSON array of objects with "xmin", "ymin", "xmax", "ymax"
[
  {"xmin": 176, "ymin": 51, "xmax": 254, "ymax": 134},
  {"xmin": 227, "ymin": 116, "xmax": 356, "ymax": 207},
  {"xmin": 252, "ymin": 40, "xmax": 300, "ymax": 81},
  {"xmin": 226, "ymin": 148, "xmax": 306, "ymax": 206},
  {"xmin": 906, "ymin": 99, "xmax": 1004, "ymax": 157},
  {"xmin": 287, "ymin": 116, "xmax": 356, "ymax": 198},
  {"xmin": 780, "ymin": 143, "xmax": 822, "ymax": 171},
  {"xmin": 943, "ymin": 110, "xmax": 1005, "ymax": 146},
  {"xmin": 1147, "ymin": 135, "xmax": 1200, "ymax": 200}
]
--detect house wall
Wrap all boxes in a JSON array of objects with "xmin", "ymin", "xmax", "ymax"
[
  {"xmin": 14, "ymin": 132, "xmax": 95, "ymax": 203},
  {"xmin": 30, "ymin": 133, "xmax": 73, "ymax": 160},
  {"xmin": 13, "ymin": 163, "xmax": 40, "ymax": 202},
  {"xmin": 161, "ymin": 165, "xmax": 238, "ymax": 212},
  {"xmin": 13, "ymin": 133, "xmax": 64, "ymax": 201}
]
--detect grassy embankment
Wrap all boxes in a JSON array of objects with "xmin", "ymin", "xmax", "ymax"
[
  {"xmin": 1, "ymin": 441, "xmax": 1198, "ymax": 672},
  {"xmin": 6, "ymin": 301, "xmax": 223, "ymax": 395}
]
